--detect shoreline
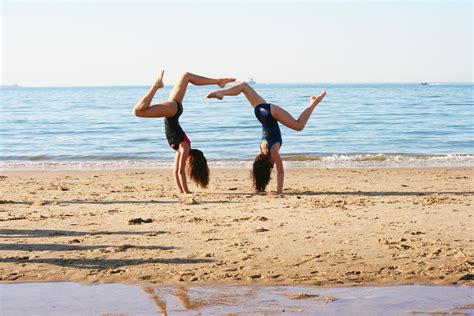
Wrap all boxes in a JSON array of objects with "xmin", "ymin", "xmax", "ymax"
[
  {"xmin": 2, "ymin": 165, "xmax": 473, "ymax": 172},
  {"xmin": 1, "ymin": 278, "xmax": 472, "ymax": 288},
  {"xmin": 1, "ymin": 168, "xmax": 472, "ymax": 287},
  {"xmin": 1, "ymin": 153, "xmax": 473, "ymax": 171}
]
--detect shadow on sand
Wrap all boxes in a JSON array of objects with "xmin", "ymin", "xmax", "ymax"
[
  {"xmin": 0, "ymin": 229, "xmax": 213, "ymax": 269},
  {"xmin": 0, "ymin": 257, "xmax": 214, "ymax": 269},
  {"xmin": 0, "ymin": 229, "xmax": 167, "ymax": 239},
  {"xmin": 213, "ymin": 190, "xmax": 474, "ymax": 197},
  {"xmin": 0, "ymin": 243, "xmax": 176, "ymax": 251},
  {"xmin": 0, "ymin": 199, "xmax": 235, "ymax": 205},
  {"xmin": 284, "ymin": 190, "xmax": 474, "ymax": 197}
]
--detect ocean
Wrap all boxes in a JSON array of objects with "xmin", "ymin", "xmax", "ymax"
[{"xmin": 1, "ymin": 83, "xmax": 472, "ymax": 170}]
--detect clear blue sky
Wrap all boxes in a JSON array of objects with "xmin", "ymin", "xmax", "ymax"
[{"xmin": 2, "ymin": 1, "xmax": 472, "ymax": 86}]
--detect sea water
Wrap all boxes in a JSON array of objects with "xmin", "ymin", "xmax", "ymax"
[
  {"xmin": 1, "ymin": 83, "xmax": 472, "ymax": 170},
  {"xmin": 1, "ymin": 283, "xmax": 473, "ymax": 315}
]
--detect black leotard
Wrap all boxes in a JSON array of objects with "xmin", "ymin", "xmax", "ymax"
[
  {"xmin": 254, "ymin": 103, "xmax": 282, "ymax": 153},
  {"xmin": 165, "ymin": 102, "xmax": 190, "ymax": 150}
]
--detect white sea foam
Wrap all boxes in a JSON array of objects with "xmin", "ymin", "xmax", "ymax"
[
  {"xmin": 282, "ymin": 154, "xmax": 474, "ymax": 168},
  {"xmin": 1, "ymin": 154, "xmax": 472, "ymax": 171}
]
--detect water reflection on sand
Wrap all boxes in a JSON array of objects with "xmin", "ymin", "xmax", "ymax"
[{"xmin": 1, "ymin": 283, "xmax": 473, "ymax": 315}]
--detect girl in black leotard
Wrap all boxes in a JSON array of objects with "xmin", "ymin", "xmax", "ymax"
[
  {"xmin": 208, "ymin": 82, "xmax": 326, "ymax": 194},
  {"xmin": 133, "ymin": 71, "xmax": 235, "ymax": 194}
]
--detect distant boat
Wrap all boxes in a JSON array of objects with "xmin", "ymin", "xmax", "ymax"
[
  {"xmin": 247, "ymin": 78, "xmax": 256, "ymax": 85},
  {"xmin": 421, "ymin": 82, "xmax": 429, "ymax": 85}
]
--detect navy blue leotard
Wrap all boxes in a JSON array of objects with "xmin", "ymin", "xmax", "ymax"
[
  {"xmin": 164, "ymin": 102, "xmax": 191, "ymax": 151},
  {"xmin": 254, "ymin": 103, "xmax": 282, "ymax": 153}
]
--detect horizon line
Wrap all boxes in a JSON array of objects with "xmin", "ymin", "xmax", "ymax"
[{"xmin": 2, "ymin": 81, "xmax": 473, "ymax": 88}]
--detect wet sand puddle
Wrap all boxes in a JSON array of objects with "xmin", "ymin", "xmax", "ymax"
[{"xmin": 1, "ymin": 283, "xmax": 473, "ymax": 315}]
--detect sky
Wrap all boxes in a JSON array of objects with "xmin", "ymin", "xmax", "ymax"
[{"xmin": 1, "ymin": 0, "xmax": 473, "ymax": 86}]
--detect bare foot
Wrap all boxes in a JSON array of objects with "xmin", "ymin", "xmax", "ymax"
[
  {"xmin": 154, "ymin": 70, "xmax": 165, "ymax": 89},
  {"xmin": 267, "ymin": 191, "xmax": 283, "ymax": 196},
  {"xmin": 207, "ymin": 91, "xmax": 224, "ymax": 100},
  {"xmin": 310, "ymin": 90, "xmax": 326, "ymax": 107},
  {"xmin": 217, "ymin": 78, "xmax": 236, "ymax": 88}
]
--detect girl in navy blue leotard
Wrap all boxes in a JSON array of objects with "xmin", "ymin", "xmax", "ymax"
[
  {"xmin": 208, "ymin": 82, "xmax": 326, "ymax": 194},
  {"xmin": 133, "ymin": 70, "xmax": 235, "ymax": 194},
  {"xmin": 254, "ymin": 103, "xmax": 283, "ymax": 154}
]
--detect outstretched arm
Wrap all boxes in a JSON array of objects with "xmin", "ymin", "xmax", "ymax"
[
  {"xmin": 207, "ymin": 82, "xmax": 266, "ymax": 108},
  {"xmin": 271, "ymin": 146, "xmax": 284, "ymax": 194},
  {"xmin": 177, "ymin": 143, "xmax": 191, "ymax": 194},
  {"xmin": 173, "ymin": 151, "xmax": 184, "ymax": 193}
]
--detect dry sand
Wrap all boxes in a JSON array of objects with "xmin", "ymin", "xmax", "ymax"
[{"xmin": 0, "ymin": 168, "xmax": 472, "ymax": 286}]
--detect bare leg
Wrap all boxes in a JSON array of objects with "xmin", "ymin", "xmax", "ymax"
[
  {"xmin": 270, "ymin": 91, "xmax": 326, "ymax": 131},
  {"xmin": 134, "ymin": 70, "xmax": 164, "ymax": 112},
  {"xmin": 134, "ymin": 101, "xmax": 179, "ymax": 118},
  {"xmin": 168, "ymin": 72, "xmax": 235, "ymax": 104},
  {"xmin": 207, "ymin": 82, "xmax": 266, "ymax": 108},
  {"xmin": 133, "ymin": 70, "xmax": 179, "ymax": 118}
]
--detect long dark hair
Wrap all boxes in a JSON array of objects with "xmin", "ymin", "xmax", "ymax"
[
  {"xmin": 251, "ymin": 153, "xmax": 273, "ymax": 192},
  {"xmin": 187, "ymin": 149, "xmax": 209, "ymax": 188}
]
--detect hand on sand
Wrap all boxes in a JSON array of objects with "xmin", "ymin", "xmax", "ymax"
[
  {"xmin": 310, "ymin": 90, "xmax": 326, "ymax": 107},
  {"xmin": 154, "ymin": 70, "xmax": 165, "ymax": 89},
  {"xmin": 268, "ymin": 191, "xmax": 283, "ymax": 197},
  {"xmin": 217, "ymin": 78, "xmax": 236, "ymax": 88},
  {"xmin": 207, "ymin": 91, "xmax": 224, "ymax": 100}
]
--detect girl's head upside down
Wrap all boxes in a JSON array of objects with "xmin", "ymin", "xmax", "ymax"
[
  {"xmin": 187, "ymin": 149, "xmax": 210, "ymax": 188},
  {"xmin": 252, "ymin": 153, "xmax": 273, "ymax": 192}
]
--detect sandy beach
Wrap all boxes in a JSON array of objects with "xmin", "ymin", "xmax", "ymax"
[{"xmin": 0, "ymin": 168, "xmax": 472, "ymax": 286}]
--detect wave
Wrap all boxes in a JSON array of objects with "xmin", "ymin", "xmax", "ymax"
[
  {"xmin": 281, "ymin": 154, "xmax": 473, "ymax": 168},
  {"xmin": 28, "ymin": 155, "xmax": 51, "ymax": 161},
  {"xmin": 1, "ymin": 154, "xmax": 472, "ymax": 170}
]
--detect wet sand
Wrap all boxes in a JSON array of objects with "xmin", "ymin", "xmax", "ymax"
[
  {"xmin": 0, "ymin": 168, "xmax": 472, "ymax": 286},
  {"xmin": 1, "ymin": 283, "xmax": 473, "ymax": 315}
]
